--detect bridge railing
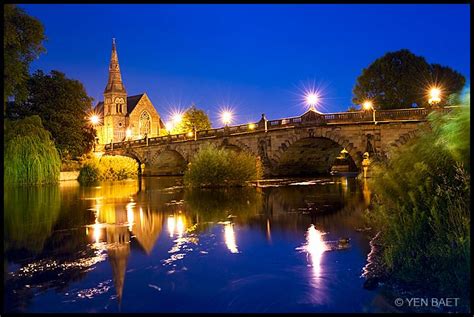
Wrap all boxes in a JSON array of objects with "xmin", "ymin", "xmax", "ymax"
[{"xmin": 104, "ymin": 106, "xmax": 458, "ymax": 151}]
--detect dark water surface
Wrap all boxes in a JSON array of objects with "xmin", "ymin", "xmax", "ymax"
[{"xmin": 4, "ymin": 176, "xmax": 396, "ymax": 313}]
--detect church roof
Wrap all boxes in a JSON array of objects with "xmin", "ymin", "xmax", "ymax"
[{"xmin": 94, "ymin": 94, "xmax": 145, "ymax": 115}]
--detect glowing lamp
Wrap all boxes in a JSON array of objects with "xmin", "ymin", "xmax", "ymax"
[
  {"xmin": 362, "ymin": 101, "xmax": 373, "ymax": 110},
  {"xmin": 429, "ymin": 87, "xmax": 441, "ymax": 105},
  {"xmin": 248, "ymin": 123, "xmax": 256, "ymax": 130},
  {"xmin": 221, "ymin": 111, "xmax": 233, "ymax": 126},
  {"xmin": 305, "ymin": 92, "xmax": 319, "ymax": 108},
  {"xmin": 90, "ymin": 115, "xmax": 100, "ymax": 125}
]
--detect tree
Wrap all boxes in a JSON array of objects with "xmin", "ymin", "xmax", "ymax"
[
  {"xmin": 7, "ymin": 70, "xmax": 96, "ymax": 160},
  {"xmin": 4, "ymin": 4, "xmax": 46, "ymax": 107},
  {"xmin": 173, "ymin": 104, "xmax": 212, "ymax": 134},
  {"xmin": 352, "ymin": 49, "xmax": 465, "ymax": 110}
]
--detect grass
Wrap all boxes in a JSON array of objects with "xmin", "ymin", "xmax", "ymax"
[
  {"xmin": 184, "ymin": 143, "xmax": 263, "ymax": 187},
  {"xmin": 367, "ymin": 90, "xmax": 470, "ymax": 297}
]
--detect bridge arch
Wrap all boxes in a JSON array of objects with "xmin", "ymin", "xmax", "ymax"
[
  {"xmin": 100, "ymin": 150, "xmax": 144, "ymax": 176},
  {"xmin": 144, "ymin": 148, "xmax": 187, "ymax": 176},
  {"xmin": 270, "ymin": 133, "xmax": 360, "ymax": 176}
]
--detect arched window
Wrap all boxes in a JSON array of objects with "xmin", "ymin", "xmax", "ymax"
[{"xmin": 139, "ymin": 111, "xmax": 151, "ymax": 136}]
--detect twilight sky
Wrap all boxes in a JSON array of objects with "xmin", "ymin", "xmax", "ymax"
[{"xmin": 21, "ymin": 4, "xmax": 470, "ymax": 126}]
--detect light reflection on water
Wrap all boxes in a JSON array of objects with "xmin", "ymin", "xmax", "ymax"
[{"xmin": 4, "ymin": 176, "xmax": 380, "ymax": 313}]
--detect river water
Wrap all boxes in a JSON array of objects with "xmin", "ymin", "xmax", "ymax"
[{"xmin": 4, "ymin": 176, "xmax": 398, "ymax": 313}]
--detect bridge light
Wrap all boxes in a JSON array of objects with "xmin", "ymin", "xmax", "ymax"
[
  {"xmin": 187, "ymin": 131, "xmax": 194, "ymax": 138},
  {"xmin": 165, "ymin": 121, "xmax": 173, "ymax": 134},
  {"xmin": 248, "ymin": 123, "xmax": 256, "ymax": 130},
  {"xmin": 221, "ymin": 110, "xmax": 233, "ymax": 126},
  {"xmin": 90, "ymin": 114, "xmax": 100, "ymax": 125},
  {"xmin": 172, "ymin": 112, "xmax": 183, "ymax": 124},
  {"xmin": 305, "ymin": 92, "xmax": 319, "ymax": 109},
  {"xmin": 362, "ymin": 101, "xmax": 373, "ymax": 110},
  {"xmin": 428, "ymin": 87, "xmax": 441, "ymax": 105}
]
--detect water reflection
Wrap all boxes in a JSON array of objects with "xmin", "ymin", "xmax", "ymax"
[
  {"xmin": 304, "ymin": 225, "xmax": 328, "ymax": 279},
  {"xmin": 5, "ymin": 176, "xmax": 381, "ymax": 313},
  {"xmin": 223, "ymin": 222, "xmax": 239, "ymax": 254}
]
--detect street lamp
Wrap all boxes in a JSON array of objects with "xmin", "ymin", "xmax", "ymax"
[
  {"xmin": 126, "ymin": 128, "xmax": 132, "ymax": 140},
  {"xmin": 90, "ymin": 114, "xmax": 100, "ymax": 126},
  {"xmin": 221, "ymin": 110, "xmax": 233, "ymax": 126},
  {"xmin": 428, "ymin": 87, "xmax": 442, "ymax": 106},
  {"xmin": 305, "ymin": 92, "xmax": 319, "ymax": 111},
  {"xmin": 172, "ymin": 112, "xmax": 183, "ymax": 125},
  {"xmin": 165, "ymin": 121, "xmax": 173, "ymax": 135},
  {"xmin": 362, "ymin": 100, "xmax": 376, "ymax": 124}
]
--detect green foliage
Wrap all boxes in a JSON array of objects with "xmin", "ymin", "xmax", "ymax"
[
  {"xmin": 352, "ymin": 49, "xmax": 465, "ymax": 109},
  {"xmin": 184, "ymin": 144, "xmax": 263, "ymax": 187},
  {"xmin": 6, "ymin": 70, "xmax": 96, "ymax": 160},
  {"xmin": 4, "ymin": 115, "xmax": 61, "ymax": 185},
  {"xmin": 172, "ymin": 104, "xmax": 212, "ymax": 134},
  {"xmin": 4, "ymin": 4, "xmax": 46, "ymax": 106},
  {"xmin": 368, "ymin": 92, "xmax": 470, "ymax": 296},
  {"xmin": 78, "ymin": 155, "xmax": 138, "ymax": 184}
]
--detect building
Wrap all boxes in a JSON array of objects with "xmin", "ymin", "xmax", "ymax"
[{"xmin": 94, "ymin": 39, "xmax": 165, "ymax": 145}]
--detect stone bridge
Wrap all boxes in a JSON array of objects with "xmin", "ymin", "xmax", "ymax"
[{"xmin": 101, "ymin": 107, "xmax": 456, "ymax": 176}]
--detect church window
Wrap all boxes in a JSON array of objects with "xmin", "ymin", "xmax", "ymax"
[{"xmin": 139, "ymin": 111, "xmax": 151, "ymax": 136}]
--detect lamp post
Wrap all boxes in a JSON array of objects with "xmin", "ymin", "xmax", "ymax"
[{"xmin": 363, "ymin": 101, "xmax": 376, "ymax": 124}]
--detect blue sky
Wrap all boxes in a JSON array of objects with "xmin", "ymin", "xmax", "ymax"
[{"xmin": 21, "ymin": 4, "xmax": 470, "ymax": 126}]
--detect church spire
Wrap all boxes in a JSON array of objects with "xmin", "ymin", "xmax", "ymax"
[{"xmin": 104, "ymin": 38, "xmax": 126, "ymax": 93}]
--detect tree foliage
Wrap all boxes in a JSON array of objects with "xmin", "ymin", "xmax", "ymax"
[
  {"xmin": 173, "ymin": 104, "xmax": 212, "ymax": 134},
  {"xmin": 368, "ymin": 90, "xmax": 470, "ymax": 296},
  {"xmin": 4, "ymin": 4, "xmax": 46, "ymax": 106},
  {"xmin": 4, "ymin": 115, "xmax": 61, "ymax": 185},
  {"xmin": 7, "ymin": 70, "xmax": 96, "ymax": 159},
  {"xmin": 352, "ymin": 49, "xmax": 465, "ymax": 110},
  {"xmin": 78, "ymin": 156, "xmax": 138, "ymax": 184}
]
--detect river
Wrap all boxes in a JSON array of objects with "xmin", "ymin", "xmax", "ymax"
[{"xmin": 4, "ymin": 176, "xmax": 399, "ymax": 313}]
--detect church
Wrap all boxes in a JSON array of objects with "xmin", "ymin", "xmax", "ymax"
[{"xmin": 94, "ymin": 39, "xmax": 165, "ymax": 145}]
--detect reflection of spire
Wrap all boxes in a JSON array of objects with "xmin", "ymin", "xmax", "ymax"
[
  {"xmin": 107, "ymin": 225, "xmax": 130, "ymax": 307},
  {"xmin": 133, "ymin": 207, "xmax": 163, "ymax": 254}
]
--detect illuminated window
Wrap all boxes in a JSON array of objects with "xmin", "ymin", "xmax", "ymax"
[{"xmin": 139, "ymin": 111, "xmax": 151, "ymax": 136}]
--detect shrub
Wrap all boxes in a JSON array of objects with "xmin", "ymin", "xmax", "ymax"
[
  {"xmin": 368, "ymin": 91, "xmax": 470, "ymax": 296},
  {"xmin": 184, "ymin": 144, "xmax": 262, "ymax": 187},
  {"xmin": 78, "ymin": 155, "xmax": 138, "ymax": 184},
  {"xmin": 4, "ymin": 115, "xmax": 61, "ymax": 185}
]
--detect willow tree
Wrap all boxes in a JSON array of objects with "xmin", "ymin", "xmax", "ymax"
[{"xmin": 4, "ymin": 115, "xmax": 61, "ymax": 185}]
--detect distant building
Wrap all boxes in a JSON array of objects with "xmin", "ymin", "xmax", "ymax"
[{"xmin": 94, "ymin": 39, "xmax": 165, "ymax": 144}]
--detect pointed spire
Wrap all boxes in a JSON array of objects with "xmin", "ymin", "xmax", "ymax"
[{"xmin": 104, "ymin": 38, "xmax": 126, "ymax": 94}]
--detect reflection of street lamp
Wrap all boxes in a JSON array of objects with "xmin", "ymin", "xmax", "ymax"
[
  {"xmin": 428, "ymin": 87, "xmax": 442, "ymax": 106},
  {"xmin": 362, "ymin": 101, "xmax": 376, "ymax": 124}
]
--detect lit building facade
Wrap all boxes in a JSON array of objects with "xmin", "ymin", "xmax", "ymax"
[{"xmin": 94, "ymin": 39, "xmax": 165, "ymax": 144}]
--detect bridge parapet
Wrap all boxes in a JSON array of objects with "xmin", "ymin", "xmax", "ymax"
[{"xmin": 104, "ymin": 106, "xmax": 458, "ymax": 151}]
